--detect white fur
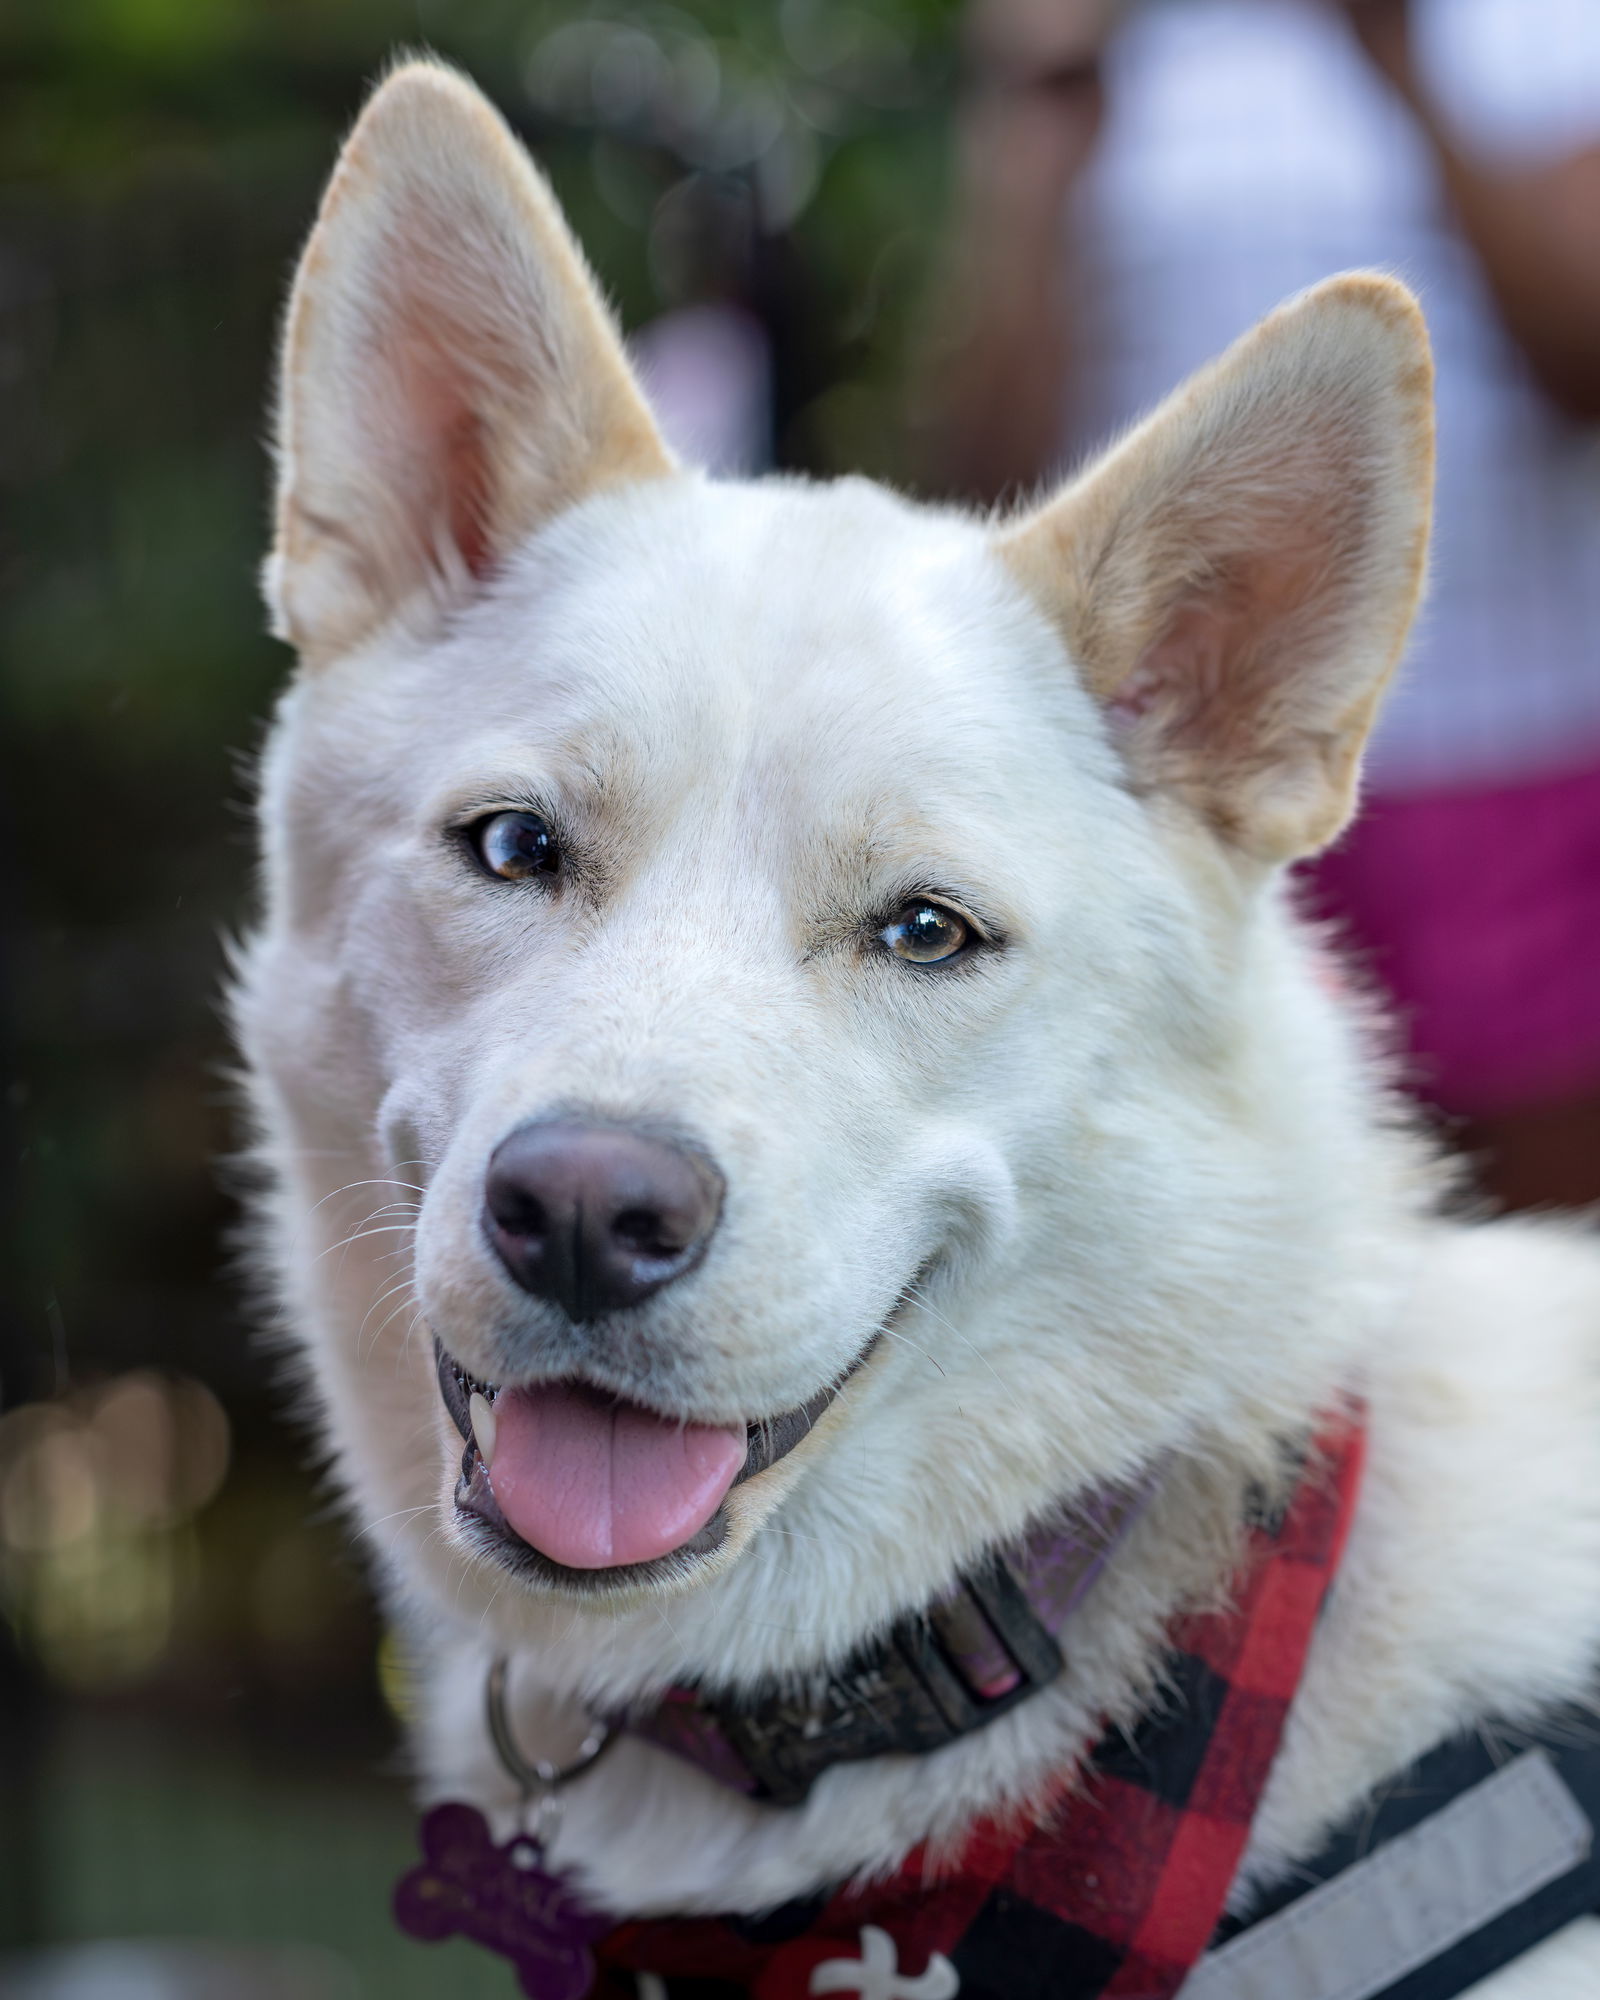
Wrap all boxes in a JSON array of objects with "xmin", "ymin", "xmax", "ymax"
[{"xmin": 234, "ymin": 62, "xmax": 1600, "ymax": 1995}]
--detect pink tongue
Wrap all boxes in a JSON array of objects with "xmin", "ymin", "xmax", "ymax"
[{"xmin": 487, "ymin": 1382, "xmax": 746, "ymax": 1569}]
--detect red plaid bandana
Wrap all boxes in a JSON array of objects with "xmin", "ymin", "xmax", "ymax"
[{"xmin": 595, "ymin": 1416, "xmax": 1365, "ymax": 2000}]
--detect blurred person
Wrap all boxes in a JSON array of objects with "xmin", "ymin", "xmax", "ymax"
[
  {"xmin": 636, "ymin": 302, "xmax": 772, "ymax": 475},
  {"xmin": 631, "ymin": 173, "xmax": 776, "ymax": 477},
  {"xmin": 922, "ymin": 0, "xmax": 1600, "ymax": 1208}
]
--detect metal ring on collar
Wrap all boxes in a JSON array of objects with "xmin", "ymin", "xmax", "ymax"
[{"xmin": 485, "ymin": 1653, "xmax": 613, "ymax": 1796}]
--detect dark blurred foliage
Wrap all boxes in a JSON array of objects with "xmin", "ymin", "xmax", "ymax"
[{"xmin": 0, "ymin": 1, "xmax": 959, "ymax": 1985}]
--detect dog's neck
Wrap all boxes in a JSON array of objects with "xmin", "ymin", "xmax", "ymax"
[
  {"xmin": 614, "ymin": 1461, "xmax": 1161, "ymax": 1807},
  {"xmin": 411, "ymin": 1424, "xmax": 1304, "ymax": 1917}
]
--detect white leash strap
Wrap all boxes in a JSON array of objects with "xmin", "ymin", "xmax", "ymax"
[{"xmin": 1179, "ymin": 1749, "xmax": 1593, "ymax": 2000}]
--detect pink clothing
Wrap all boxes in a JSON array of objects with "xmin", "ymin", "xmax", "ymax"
[{"xmin": 1306, "ymin": 763, "xmax": 1600, "ymax": 1115}]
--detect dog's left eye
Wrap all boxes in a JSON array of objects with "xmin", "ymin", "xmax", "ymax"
[
  {"xmin": 880, "ymin": 902, "xmax": 972, "ymax": 965},
  {"xmin": 467, "ymin": 810, "xmax": 560, "ymax": 881}
]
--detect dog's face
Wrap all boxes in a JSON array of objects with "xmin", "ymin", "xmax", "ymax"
[{"xmin": 238, "ymin": 65, "xmax": 1431, "ymax": 1667}]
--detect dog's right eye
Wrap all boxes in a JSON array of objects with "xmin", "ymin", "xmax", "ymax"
[{"xmin": 466, "ymin": 810, "xmax": 560, "ymax": 881}]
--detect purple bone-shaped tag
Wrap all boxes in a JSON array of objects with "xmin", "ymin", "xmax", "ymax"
[{"xmin": 394, "ymin": 1801, "xmax": 611, "ymax": 2000}]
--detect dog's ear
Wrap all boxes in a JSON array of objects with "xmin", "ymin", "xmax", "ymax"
[
  {"xmin": 998, "ymin": 275, "xmax": 1433, "ymax": 864},
  {"xmin": 266, "ymin": 60, "xmax": 672, "ymax": 664}
]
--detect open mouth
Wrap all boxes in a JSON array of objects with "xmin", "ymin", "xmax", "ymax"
[{"xmin": 435, "ymin": 1337, "xmax": 865, "ymax": 1589}]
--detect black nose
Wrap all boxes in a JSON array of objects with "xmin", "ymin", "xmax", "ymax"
[{"xmin": 483, "ymin": 1121, "xmax": 723, "ymax": 1321}]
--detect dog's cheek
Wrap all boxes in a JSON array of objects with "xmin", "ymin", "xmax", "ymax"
[{"xmin": 408, "ymin": 1151, "xmax": 517, "ymax": 1383}]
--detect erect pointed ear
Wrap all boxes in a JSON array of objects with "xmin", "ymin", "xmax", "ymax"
[
  {"xmin": 998, "ymin": 275, "xmax": 1434, "ymax": 865},
  {"xmin": 266, "ymin": 60, "xmax": 673, "ymax": 665}
]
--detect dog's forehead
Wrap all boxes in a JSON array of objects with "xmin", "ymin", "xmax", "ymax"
[{"xmin": 446, "ymin": 474, "xmax": 1086, "ymax": 843}]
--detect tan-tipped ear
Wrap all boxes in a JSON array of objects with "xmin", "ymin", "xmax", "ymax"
[
  {"xmin": 266, "ymin": 59, "xmax": 673, "ymax": 664},
  {"xmin": 998, "ymin": 274, "xmax": 1434, "ymax": 865}
]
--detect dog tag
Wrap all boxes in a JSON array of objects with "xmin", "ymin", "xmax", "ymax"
[{"xmin": 394, "ymin": 1800, "xmax": 610, "ymax": 1999}]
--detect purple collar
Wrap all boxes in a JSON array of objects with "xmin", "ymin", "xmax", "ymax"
[{"xmin": 622, "ymin": 1470, "xmax": 1158, "ymax": 1805}]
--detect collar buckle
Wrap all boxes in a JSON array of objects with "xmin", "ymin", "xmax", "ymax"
[{"xmin": 717, "ymin": 1556, "xmax": 1064, "ymax": 1806}]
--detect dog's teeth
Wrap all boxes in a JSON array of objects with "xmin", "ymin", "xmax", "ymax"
[{"xmin": 469, "ymin": 1391, "xmax": 497, "ymax": 1468}]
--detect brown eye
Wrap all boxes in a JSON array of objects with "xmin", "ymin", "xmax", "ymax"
[
  {"xmin": 880, "ymin": 902, "xmax": 971, "ymax": 965},
  {"xmin": 470, "ymin": 810, "xmax": 559, "ymax": 880}
]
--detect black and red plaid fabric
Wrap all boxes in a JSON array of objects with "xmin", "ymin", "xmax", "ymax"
[{"xmin": 594, "ymin": 1415, "xmax": 1365, "ymax": 2000}]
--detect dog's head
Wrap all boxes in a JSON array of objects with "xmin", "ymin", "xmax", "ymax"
[{"xmin": 238, "ymin": 64, "xmax": 1431, "ymax": 1670}]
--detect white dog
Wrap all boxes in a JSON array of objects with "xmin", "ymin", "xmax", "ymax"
[{"xmin": 233, "ymin": 60, "xmax": 1600, "ymax": 2000}]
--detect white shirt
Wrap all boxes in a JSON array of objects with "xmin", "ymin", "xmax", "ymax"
[{"xmin": 1070, "ymin": 0, "xmax": 1600, "ymax": 788}]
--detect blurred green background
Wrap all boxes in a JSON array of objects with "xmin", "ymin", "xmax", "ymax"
[{"xmin": 1, "ymin": 2, "xmax": 960, "ymax": 1989}]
